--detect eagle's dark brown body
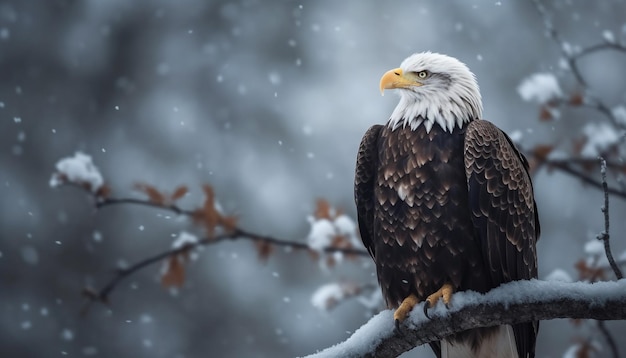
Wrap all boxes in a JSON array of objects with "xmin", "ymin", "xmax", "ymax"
[{"xmin": 355, "ymin": 118, "xmax": 539, "ymax": 357}]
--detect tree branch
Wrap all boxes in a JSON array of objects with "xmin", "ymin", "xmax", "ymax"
[
  {"xmin": 81, "ymin": 226, "xmax": 369, "ymax": 314},
  {"xmin": 528, "ymin": 154, "xmax": 626, "ymax": 200},
  {"xmin": 303, "ymin": 279, "xmax": 626, "ymax": 358},
  {"xmin": 597, "ymin": 320, "xmax": 619, "ymax": 358},
  {"xmin": 532, "ymin": 0, "xmax": 626, "ymax": 129},
  {"xmin": 597, "ymin": 158, "xmax": 624, "ymax": 280}
]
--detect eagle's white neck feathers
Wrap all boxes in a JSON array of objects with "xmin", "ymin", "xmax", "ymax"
[{"xmin": 388, "ymin": 52, "xmax": 483, "ymax": 133}]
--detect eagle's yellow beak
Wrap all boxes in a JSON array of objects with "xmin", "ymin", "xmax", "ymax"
[{"xmin": 379, "ymin": 68, "xmax": 422, "ymax": 95}]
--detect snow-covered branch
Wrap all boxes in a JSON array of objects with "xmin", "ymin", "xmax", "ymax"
[
  {"xmin": 49, "ymin": 153, "xmax": 369, "ymax": 313},
  {"xmin": 304, "ymin": 280, "xmax": 626, "ymax": 358}
]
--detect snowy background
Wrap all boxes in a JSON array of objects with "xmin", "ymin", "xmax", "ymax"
[{"xmin": 1, "ymin": 0, "xmax": 626, "ymax": 357}]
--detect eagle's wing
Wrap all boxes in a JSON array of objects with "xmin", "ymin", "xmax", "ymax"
[
  {"xmin": 354, "ymin": 124, "xmax": 383, "ymax": 260},
  {"xmin": 464, "ymin": 119, "xmax": 540, "ymax": 358}
]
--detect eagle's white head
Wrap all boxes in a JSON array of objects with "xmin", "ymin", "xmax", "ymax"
[{"xmin": 380, "ymin": 52, "xmax": 483, "ymax": 133}]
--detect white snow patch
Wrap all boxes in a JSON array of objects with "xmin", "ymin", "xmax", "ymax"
[
  {"xmin": 580, "ymin": 122, "xmax": 623, "ymax": 158},
  {"xmin": 307, "ymin": 213, "xmax": 362, "ymax": 267},
  {"xmin": 546, "ymin": 149, "xmax": 569, "ymax": 161},
  {"xmin": 562, "ymin": 42, "xmax": 573, "ymax": 56},
  {"xmin": 357, "ymin": 290, "xmax": 384, "ymax": 311},
  {"xmin": 311, "ymin": 283, "xmax": 345, "ymax": 311},
  {"xmin": 172, "ymin": 231, "xmax": 198, "ymax": 249},
  {"xmin": 545, "ymin": 268, "xmax": 573, "ymax": 283},
  {"xmin": 333, "ymin": 214, "xmax": 361, "ymax": 248},
  {"xmin": 301, "ymin": 310, "xmax": 395, "ymax": 358},
  {"xmin": 602, "ymin": 30, "xmax": 615, "ymax": 43},
  {"xmin": 50, "ymin": 152, "xmax": 104, "ymax": 192},
  {"xmin": 612, "ymin": 105, "xmax": 626, "ymax": 126},
  {"xmin": 508, "ymin": 130, "xmax": 523, "ymax": 143},
  {"xmin": 307, "ymin": 218, "xmax": 336, "ymax": 252},
  {"xmin": 517, "ymin": 73, "xmax": 562, "ymax": 103},
  {"xmin": 584, "ymin": 239, "xmax": 605, "ymax": 256}
]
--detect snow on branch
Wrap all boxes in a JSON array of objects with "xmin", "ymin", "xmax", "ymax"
[
  {"xmin": 303, "ymin": 279, "xmax": 626, "ymax": 358},
  {"xmin": 50, "ymin": 151, "xmax": 104, "ymax": 193},
  {"xmin": 50, "ymin": 156, "xmax": 370, "ymax": 313},
  {"xmin": 517, "ymin": 72, "xmax": 562, "ymax": 103}
]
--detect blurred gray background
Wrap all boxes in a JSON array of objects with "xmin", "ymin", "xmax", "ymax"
[{"xmin": 2, "ymin": 0, "xmax": 626, "ymax": 357}]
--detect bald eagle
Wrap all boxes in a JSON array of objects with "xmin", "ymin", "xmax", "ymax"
[{"xmin": 354, "ymin": 52, "xmax": 540, "ymax": 358}]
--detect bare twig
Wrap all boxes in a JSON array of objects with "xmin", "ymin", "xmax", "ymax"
[
  {"xmin": 96, "ymin": 197, "xmax": 195, "ymax": 216},
  {"xmin": 81, "ymin": 228, "xmax": 368, "ymax": 314},
  {"xmin": 532, "ymin": 0, "xmax": 626, "ymax": 129},
  {"xmin": 597, "ymin": 158, "xmax": 624, "ymax": 280},
  {"xmin": 596, "ymin": 320, "xmax": 620, "ymax": 358},
  {"xmin": 529, "ymin": 153, "xmax": 626, "ymax": 200},
  {"xmin": 65, "ymin": 184, "xmax": 370, "ymax": 313}
]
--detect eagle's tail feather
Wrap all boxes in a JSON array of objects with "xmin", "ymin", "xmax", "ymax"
[{"xmin": 440, "ymin": 325, "xmax": 519, "ymax": 358}]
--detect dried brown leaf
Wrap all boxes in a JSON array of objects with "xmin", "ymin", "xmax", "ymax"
[
  {"xmin": 171, "ymin": 185, "xmax": 188, "ymax": 201},
  {"xmin": 315, "ymin": 199, "xmax": 332, "ymax": 220},
  {"xmin": 574, "ymin": 340, "xmax": 598, "ymax": 358},
  {"xmin": 539, "ymin": 106, "xmax": 553, "ymax": 121},
  {"xmin": 569, "ymin": 92, "xmax": 584, "ymax": 106},
  {"xmin": 161, "ymin": 255, "xmax": 186, "ymax": 288},
  {"xmin": 325, "ymin": 256, "xmax": 336, "ymax": 268},
  {"xmin": 572, "ymin": 137, "xmax": 587, "ymax": 156},
  {"xmin": 574, "ymin": 259, "xmax": 605, "ymax": 282},
  {"xmin": 194, "ymin": 184, "xmax": 219, "ymax": 235},
  {"xmin": 255, "ymin": 240, "xmax": 274, "ymax": 262},
  {"xmin": 95, "ymin": 184, "xmax": 111, "ymax": 200},
  {"xmin": 81, "ymin": 181, "xmax": 93, "ymax": 192},
  {"xmin": 220, "ymin": 215, "xmax": 238, "ymax": 233},
  {"xmin": 569, "ymin": 318, "xmax": 583, "ymax": 327},
  {"xmin": 532, "ymin": 145, "xmax": 554, "ymax": 161},
  {"xmin": 527, "ymin": 157, "xmax": 542, "ymax": 175},
  {"xmin": 135, "ymin": 183, "xmax": 166, "ymax": 205},
  {"xmin": 331, "ymin": 235, "xmax": 352, "ymax": 249}
]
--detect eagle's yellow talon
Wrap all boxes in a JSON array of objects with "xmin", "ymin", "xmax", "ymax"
[
  {"xmin": 425, "ymin": 283, "xmax": 454, "ymax": 310},
  {"xmin": 393, "ymin": 294, "xmax": 418, "ymax": 325}
]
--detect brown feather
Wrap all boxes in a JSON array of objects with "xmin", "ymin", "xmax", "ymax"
[{"xmin": 464, "ymin": 120, "xmax": 540, "ymax": 358}]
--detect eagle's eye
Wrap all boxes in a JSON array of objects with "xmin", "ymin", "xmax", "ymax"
[{"xmin": 415, "ymin": 71, "xmax": 429, "ymax": 79}]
